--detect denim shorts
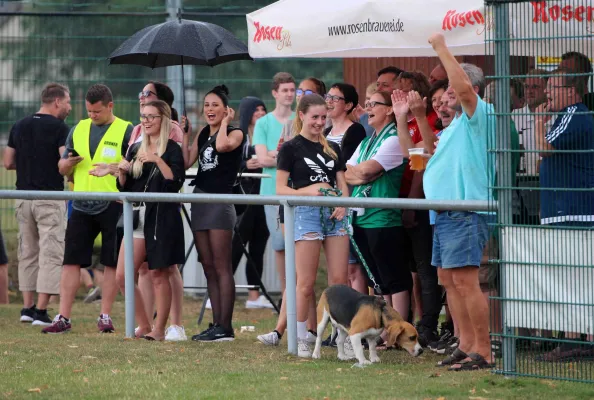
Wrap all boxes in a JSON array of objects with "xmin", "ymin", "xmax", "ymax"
[
  {"xmin": 432, "ymin": 211, "xmax": 490, "ymax": 268},
  {"xmin": 264, "ymin": 205, "xmax": 285, "ymax": 251},
  {"xmin": 294, "ymin": 206, "xmax": 348, "ymax": 241}
]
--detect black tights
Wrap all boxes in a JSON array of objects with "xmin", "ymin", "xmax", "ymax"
[{"xmin": 195, "ymin": 229, "xmax": 235, "ymax": 331}]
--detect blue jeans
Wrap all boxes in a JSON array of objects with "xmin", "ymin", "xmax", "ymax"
[
  {"xmin": 264, "ymin": 205, "xmax": 285, "ymax": 251},
  {"xmin": 294, "ymin": 206, "xmax": 348, "ymax": 241},
  {"xmin": 432, "ymin": 211, "xmax": 490, "ymax": 268}
]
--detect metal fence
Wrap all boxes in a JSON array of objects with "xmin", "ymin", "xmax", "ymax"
[
  {"xmin": 0, "ymin": 0, "xmax": 344, "ymax": 231},
  {"xmin": 0, "ymin": 189, "xmax": 492, "ymax": 354},
  {"xmin": 488, "ymin": 0, "xmax": 594, "ymax": 383}
]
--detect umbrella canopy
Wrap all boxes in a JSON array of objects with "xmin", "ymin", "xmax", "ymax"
[
  {"xmin": 109, "ymin": 19, "xmax": 252, "ymax": 68},
  {"xmin": 246, "ymin": 0, "xmax": 593, "ymax": 58}
]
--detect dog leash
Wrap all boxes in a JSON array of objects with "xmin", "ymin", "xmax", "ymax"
[{"xmin": 318, "ymin": 188, "xmax": 382, "ymax": 295}]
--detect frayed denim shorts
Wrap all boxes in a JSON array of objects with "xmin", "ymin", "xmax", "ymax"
[{"xmin": 294, "ymin": 206, "xmax": 348, "ymax": 241}]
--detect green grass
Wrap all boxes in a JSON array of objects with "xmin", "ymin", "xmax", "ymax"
[{"xmin": 1, "ymin": 297, "xmax": 594, "ymax": 400}]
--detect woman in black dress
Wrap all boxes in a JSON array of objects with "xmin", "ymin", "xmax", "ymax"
[
  {"xmin": 115, "ymin": 100, "xmax": 185, "ymax": 341},
  {"xmin": 182, "ymin": 85, "xmax": 245, "ymax": 342}
]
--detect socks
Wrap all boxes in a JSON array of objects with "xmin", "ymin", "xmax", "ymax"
[
  {"xmin": 274, "ymin": 330, "xmax": 283, "ymax": 339},
  {"xmin": 297, "ymin": 321, "xmax": 308, "ymax": 340}
]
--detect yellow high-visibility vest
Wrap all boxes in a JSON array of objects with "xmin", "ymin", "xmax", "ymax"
[{"xmin": 72, "ymin": 117, "xmax": 128, "ymax": 193}]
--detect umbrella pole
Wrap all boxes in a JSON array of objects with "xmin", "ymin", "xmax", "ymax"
[{"xmin": 181, "ymin": 58, "xmax": 186, "ymax": 117}]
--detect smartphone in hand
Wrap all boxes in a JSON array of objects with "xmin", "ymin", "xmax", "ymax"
[{"xmin": 66, "ymin": 147, "xmax": 80, "ymax": 157}]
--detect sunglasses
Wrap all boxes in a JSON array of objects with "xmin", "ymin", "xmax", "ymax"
[
  {"xmin": 296, "ymin": 89, "xmax": 314, "ymax": 96},
  {"xmin": 325, "ymin": 94, "xmax": 345, "ymax": 103},
  {"xmin": 138, "ymin": 90, "xmax": 157, "ymax": 99},
  {"xmin": 365, "ymin": 101, "xmax": 389, "ymax": 108}
]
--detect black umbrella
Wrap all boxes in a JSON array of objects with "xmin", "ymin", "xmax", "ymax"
[{"xmin": 108, "ymin": 18, "xmax": 252, "ymax": 112}]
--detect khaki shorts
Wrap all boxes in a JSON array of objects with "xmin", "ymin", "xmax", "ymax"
[{"xmin": 16, "ymin": 199, "xmax": 66, "ymax": 295}]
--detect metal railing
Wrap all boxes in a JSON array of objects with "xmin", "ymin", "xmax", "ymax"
[{"xmin": 0, "ymin": 189, "xmax": 493, "ymax": 354}]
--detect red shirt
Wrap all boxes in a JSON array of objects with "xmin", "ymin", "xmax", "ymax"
[{"xmin": 399, "ymin": 111, "xmax": 439, "ymax": 197}]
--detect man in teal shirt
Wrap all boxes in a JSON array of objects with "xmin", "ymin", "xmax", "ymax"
[
  {"xmin": 252, "ymin": 71, "xmax": 295, "ymax": 306},
  {"xmin": 421, "ymin": 33, "xmax": 496, "ymax": 371}
]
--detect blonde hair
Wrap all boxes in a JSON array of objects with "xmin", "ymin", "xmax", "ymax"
[
  {"xmin": 296, "ymin": 94, "xmax": 337, "ymax": 160},
  {"xmin": 131, "ymin": 100, "xmax": 171, "ymax": 178}
]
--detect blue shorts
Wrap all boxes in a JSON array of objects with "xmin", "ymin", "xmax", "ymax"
[
  {"xmin": 348, "ymin": 241, "xmax": 360, "ymax": 264},
  {"xmin": 432, "ymin": 211, "xmax": 490, "ymax": 269},
  {"xmin": 294, "ymin": 206, "xmax": 348, "ymax": 241}
]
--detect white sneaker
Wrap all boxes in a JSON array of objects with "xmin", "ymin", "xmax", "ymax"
[
  {"xmin": 165, "ymin": 325, "xmax": 188, "ymax": 341},
  {"xmin": 246, "ymin": 295, "xmax": 275, "ymax": 309},
  {"xmin": 305, "ymin": 331, "xmax": 317, "ymax": 344},
  {"xmin": 298, "ymin": 339, "xmax": 312, "ymax": 358},
  {"xmin": 204, "ymin": 299, "xmax": 212, "ymax": 309},
  {"xmin": 257, "ymin": 331, "xmax": 280, "ymax": 346},
  {"xmin": 343, "ymin": 337, "xmax": 357, "ymax": 360}
]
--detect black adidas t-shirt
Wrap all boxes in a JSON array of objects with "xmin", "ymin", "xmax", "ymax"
[{"xmin": 277, "ymin": 135, "xmax": 345, "ymax": 190}]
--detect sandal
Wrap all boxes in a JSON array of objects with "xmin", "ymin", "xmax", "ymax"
[
  {"xmin": 449, "ymin": 352, "xmax": 494, "ymax": 371},
  {"xmin": 436, "ymin": 348, "xmax": 468, "ymax": 367}
]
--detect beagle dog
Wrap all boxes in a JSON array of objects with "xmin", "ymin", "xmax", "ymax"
[{"xmin": 312, "ymin": 285, "xmax": 423, "ymax": 365}]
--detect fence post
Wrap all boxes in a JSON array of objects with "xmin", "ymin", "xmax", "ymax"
[
  {"xmin": 123, "ymin": 200, "xmax": 136, "ymax": 338},
  {"xmin": 282, "ymin": 201, "xmax": 297, "ymax": 355},
  {"xmin": 493, "ymin": 1, "xmax": 516, "ymax": 376}
]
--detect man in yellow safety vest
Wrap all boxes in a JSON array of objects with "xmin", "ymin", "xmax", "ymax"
[{"xmin": 42, "ymin": 84, "xmax": 133, "ymax": 334}]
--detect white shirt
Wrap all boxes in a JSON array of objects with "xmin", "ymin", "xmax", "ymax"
[
  {"xmin": 511, "ymin": 105, "xmax": 553, "ymax": 175},
  {"xmin": 347, "ymin": 136, "xmax": 403, "ymax": 171}
]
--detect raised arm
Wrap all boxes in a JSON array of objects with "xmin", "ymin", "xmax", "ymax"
[{"xmin": 429, "ymin": 33, "xmax": 478, "ymax": 117}]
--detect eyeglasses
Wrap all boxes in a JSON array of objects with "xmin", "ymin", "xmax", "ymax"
[
  {"xmin": 138, "ymin": 90, "xmax": 157, "ymax": 99},
  {"xmin": 325, "ymin": 94, "xmax": 345, "ymax": 103},
  {"xmin": 140, "ymin": 114, "xmax": 162, "ymax": 122},
  {"xmin": 365, "ymin": 101, "xmax": 389, "ymax": 108},
  {"xmin": 296, "ymin": 89, "xmax": 314, "ymax": 96}
]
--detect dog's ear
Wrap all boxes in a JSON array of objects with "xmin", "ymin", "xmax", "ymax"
[{"xmin": 385, "ymin": 324, "xmax": 404, "ymax": 348}]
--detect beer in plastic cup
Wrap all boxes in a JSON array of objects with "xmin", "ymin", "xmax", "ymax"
[{"xmin": 408, "ymin": 148, "xmax": 427, "ymax": 171}]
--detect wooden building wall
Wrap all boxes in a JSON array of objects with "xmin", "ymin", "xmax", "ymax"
[{"xmin": 344, "ymin": 56, "xmax": 535, "ymax": 101}]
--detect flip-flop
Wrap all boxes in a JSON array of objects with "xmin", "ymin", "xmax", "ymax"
[
  {"xmin": 143, "ymin": 335, "xmax": 156, "ymax": 341},
  {"xmin": 449, "ymin": 352, "xmax": 494, "ymax": 371},
  {"xmin": 437, "ymin": 348, "xmax": 468, "ymax": 367}
]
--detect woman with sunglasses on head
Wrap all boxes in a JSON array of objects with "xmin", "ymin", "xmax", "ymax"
[
  {"xmin": 325, "ymin": 83, "xmax": 368, "ymax": 294},
  {"xmin": 115, "ymin": 100, "xmax": 185, "ymax": 341},
  {"xmin": 182, "ymin": 85, "xmax": 245, "ymax": 342},
  {"xmin": 134, "ymin": 82, "xmax": 185, "ymax": 341},
  {"xmin": 230, "ymin": 96, "xmax": 273, "ymax": 309},
  {"xmin": 276, "ymin": 94, "xmax": 349, "ymax": 357},
  {"xmin": 345, "ymin": 91, "xmax": 411, "ymax": 320},
  {"xmin": 91, "ymin": 81, "xmax": 188, "ymax": 340}
]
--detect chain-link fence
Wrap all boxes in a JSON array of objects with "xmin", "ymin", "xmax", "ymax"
[
  {"xmin": 0, "ymin": 0, "xmax": 344, "ymax": 231},
  {"xmin": 487, "ymin": 0, "xmax": 594, "ymax": 383}
]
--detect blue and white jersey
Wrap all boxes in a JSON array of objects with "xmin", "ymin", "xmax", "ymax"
[{"xmin": 540, "ymin": 102, "xmax": 594, "ymax": 225}]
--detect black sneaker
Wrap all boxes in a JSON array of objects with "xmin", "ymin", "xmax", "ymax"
[
  {"xmin": 321, "ymin": 332, "xmax": 337, "ymax": 347},
  {"xmin": 435, "ymin": 336, "xmax": 459, "ymax": 354},
  {"xmin": 416, "ymin": 324, "xmax": 439, "ymax": 348},
  {"xmin": 428, "ymin": 330, "xmax": 453, "ymax": 352},
  {"xmin": 32, "ymin": 309, "xmax": 52, "ymax": 326},
  {"xmin": 191, "ymin": 323, "xmax": 215, "ymax": 341},
  {"xmin": 193, "ymin": 324, "xmax": 234, "ymax": 342},
  {"xmin": 20, "ymin": 305, "xmax": 36, "ymax": 323}
]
